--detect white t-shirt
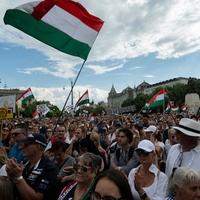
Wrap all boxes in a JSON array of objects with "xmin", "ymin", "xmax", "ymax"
[{"xmin": 128, "ymin": 164, "xmax": 168, "ymax": 200}]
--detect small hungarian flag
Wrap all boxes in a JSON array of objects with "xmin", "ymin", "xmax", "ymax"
[
  {"xmin": 75, "ymin": 90, "xmax": 89, "ymax": 107},
  {"xmin": 4, "ymin": 0, "xmax": 104, "ymax": 60},
  {"xmin": 17, "ymin": 88, "xmax": 35, "ymax": 108},
  {"xmin": 145, "ymin": 89, "xmax": 167, "ymax": 109},
  {"xmin": 166, "ymin": 101, "xmax": 179, "ymax": 113}
]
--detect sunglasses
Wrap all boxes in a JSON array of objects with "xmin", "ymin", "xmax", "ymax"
[
  {"xmin": 73, "ymin": 163, "xmax": 92, "ymax": 173},
  {"xmin": 91, "ymin": 192, "xmax": 124, "ymax": 200},
  {"xmin": 136, "ymin": 149, "xmax": 150, "ymax": 157}
]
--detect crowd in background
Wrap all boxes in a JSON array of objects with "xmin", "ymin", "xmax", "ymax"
[{"xmin": 0, "ymin": 112, "xmax": 200, "ymax": 200}]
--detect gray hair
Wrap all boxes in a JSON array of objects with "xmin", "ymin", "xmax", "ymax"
[
  {"xmin": 170, "ymin": 167, "xmax": 200, "ymax": 194},
  {"xmin": 77, "ymin": 152, "xmax": 102, "ymax": 173}
]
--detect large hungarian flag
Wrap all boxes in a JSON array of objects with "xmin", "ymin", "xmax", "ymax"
[
  {"xmin": 145, "ymin": 89, "xmax": 167, "ymax": 109},
  {"xmin": 17, "ymin": 88, "xmax": 35, "ymax": 108},
  {"xmin": 75, "ymin": 90, "xmax": 89, "ymax": 107},
  {"xmin": 4, "ymin": 0, "xmax": 104, "ymax": 60}
]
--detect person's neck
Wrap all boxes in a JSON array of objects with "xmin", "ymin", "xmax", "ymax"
[
  {"xmin": 140, "ymin": 164, "xmax": 152, "ymax": 174},
  {"xmin": 76, "ymin": 181, "xmax": 92, "ymax": 191},
  {"xmin": 121, "ymin": 143, "xmax": 130, "ymax": 150},
  {"xmin": 182, "ymin": 140, "xmax": 198, "ymax": 152}
]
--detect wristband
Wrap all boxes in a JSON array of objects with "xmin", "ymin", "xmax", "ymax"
[
  {"xmin": 14, "ymin": 175, "xmax": 23, "ymax": 183},
  {"xmin": 140, "ymin": 191, "xmax": 147, "ymax": 200}
]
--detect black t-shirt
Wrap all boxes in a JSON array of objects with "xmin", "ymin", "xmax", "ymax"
[{"xmin": 21, "ymin": 155, "xmax": 58, "ymax": 200}]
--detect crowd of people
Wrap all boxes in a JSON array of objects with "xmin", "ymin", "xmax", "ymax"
[{"xmin": 0, "ymin": 112, "xmax": 200, "ymax": 200}]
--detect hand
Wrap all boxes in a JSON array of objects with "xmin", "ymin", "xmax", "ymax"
[
  {"xmin": 6, "ymin": 158, "xmax": 24, "ymax": 179},
  {"xmin": 134, "ymin": 171, "xmax": 143, "ymax": 193}
]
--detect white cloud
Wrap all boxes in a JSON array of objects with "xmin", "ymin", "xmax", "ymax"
[
  {"xmin": 19, "ymin": 85, "xmax": 109, "ymax": 109},
  {"xmin": 130, "ymin": 66, "xmax": 144, "ymax": 70},
  {"xmin": 18, "ymin": 86, "xmax": 109, "ymax": 109},
  {"xmin": 86, "ymin": 63, "xmax": 123, "ymax": 74},
  {"xmin": 1, "ymin": 0, "xmax": 200, "ymax": 78},
  {"xmin": 144, "ymin": 74, "xmax": 155, "ymax": 78},
  {"xmin": 17, "ymin": 66, "xmax": 76, "ymax": 78}
]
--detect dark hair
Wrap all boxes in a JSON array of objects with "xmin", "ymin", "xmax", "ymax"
[
  {"xmin": 50, "ymin": 141, "xmax": 70, "ymax": 152},
  {"xmin": 79, "ymin": 137, "xmax": 100, "ymax": 155},
  {"xmin": 118, "ymin": 128, "xmax": 133, "ymax": 143},
  {"xmin": 93, "ymin": 169, "xmax": 133, "ymax": 200}
]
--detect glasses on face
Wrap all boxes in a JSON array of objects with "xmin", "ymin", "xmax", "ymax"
[
  {"xmin": 91, "ymin": 191, "xmax": 124, "ymax": 200},
  {"xmin": 136, "ymin": 149, "xmax": 150, "ymax": 157},
  {"xmin": 73, "ymin": 163, "xmax": 92, "ymax": 173}
]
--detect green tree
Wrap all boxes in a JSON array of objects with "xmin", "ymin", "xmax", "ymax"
[
  {"xmin": 121, "ymin": 98, "xmax": 134, "ymax": 107},
  {"xmin": 166, "ymin": 84, "xmax": 186, "ymax": 105},
  {"xmin": 134, "ymin": 93, "xmax": 149, "ymax": 111},
  {"xmin": 91, "ymin": 105, "xmax": 106, "ymax": 115},
  {"xmin": 20, "ymin": 101, "xmax": 60, "ymax": 118}
]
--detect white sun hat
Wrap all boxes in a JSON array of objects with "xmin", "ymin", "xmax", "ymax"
[{"xmin": 172, "ymin": 118, "xmax": 200, "ymax": 137}]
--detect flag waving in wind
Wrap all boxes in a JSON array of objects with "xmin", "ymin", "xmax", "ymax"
[
  {"xmin": 4, "ymin": 0, "xmax": 104, "ymax": 60},
  {"xmin": 145, "ymin": 89, "xmax": 167, "ymax": 109},
  {"xmin": 75, "ymin": 90, "xmax": 89, "ymax": 107},
  {"xmin": 17, "ymin": 88, "xmax": 35, "ymax": 108},
  {"xmin": 165, "ymin": 101, "xmax": 179, "ymax": 113}
]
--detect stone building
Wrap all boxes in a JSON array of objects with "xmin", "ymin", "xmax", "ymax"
[
  {"xmin": 108, "ymin": 85, "xmax": 134, "ymax": 108},
  {"xmin": 0, "ymin": 88, "xmax": 25, "ymax": 99},
  {"xmin": 107, "ymin": 77, "xmax": 190, "ymax": 111}
]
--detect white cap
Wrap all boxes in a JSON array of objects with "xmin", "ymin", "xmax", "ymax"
[
  {"xmin": 144, "ymin": 125, "xmax": 157, "ymax": 133},
  {"xmin": 136, "ymin": 139, "xmax": 155, "ymax": 152}
]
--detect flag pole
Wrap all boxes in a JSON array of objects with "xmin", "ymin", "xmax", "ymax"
[
  {"xmin": 53, "ymin": 59, "xmax": 86, "ymax": 134},
  {"xmin": 163, "ymin": 89, "xmax": 165, "ymax": 114}
]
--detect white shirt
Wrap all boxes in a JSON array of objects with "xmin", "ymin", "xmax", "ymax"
[
  {"xmin": 128, "ymin": 164, "xmax": 168, "ymax": 200},
  {"xmin": 165, "ymin": 143, "xmax": 200, "ymax": 177},
  {"xmin": 0, "ymin": 164, "xmax": 7, "ymax": 176}
]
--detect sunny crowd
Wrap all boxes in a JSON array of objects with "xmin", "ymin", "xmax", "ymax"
[{"xmin": 0, "ymin": 112, "xmax": 200, "ymax": 200}]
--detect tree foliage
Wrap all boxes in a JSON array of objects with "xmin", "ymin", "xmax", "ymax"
[
  {"xmin": 121, "ymin": 98, "xmax": 134, "ymax": 107},
  {"xmin": 134, "ymin": 93, "xmax": 149, "ymax": 111},
  {"xmin": 20, "ymin": 100, "xmax": 60, "ymax": 118}
]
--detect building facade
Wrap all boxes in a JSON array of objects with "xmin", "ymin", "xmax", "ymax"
[
  {"xmin": 0, "ymin": 89, "xmax": 25, "ymax": 99},
  {"xmin": 107, "ymin": 77, "xmax": 190, "ymax": 111}
]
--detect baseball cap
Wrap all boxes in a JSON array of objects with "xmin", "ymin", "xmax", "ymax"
[
  {"xmin": 20, "ymin": 133, "xmax": 47, "ymax": 147},
  {"xmin": 144, "ymin": 125, "xmax": 157, "ymax": 133},
  {"xmin": 136, "ymin": 139, "xmax": 155, "ymax": 152}
]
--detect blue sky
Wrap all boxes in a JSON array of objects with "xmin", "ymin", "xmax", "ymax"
[{"xmin": 1, "ymin": 0, "xmax": 200, "ymax": 108}]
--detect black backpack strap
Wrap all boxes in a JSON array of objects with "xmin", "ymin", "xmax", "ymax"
[
  {"xmin": 116, "ymin": 148, "xmax": 120, "ymax": 162},
  {"xmin": 128, "ymin": 147, "xmax": 134, "ymax": 161}
]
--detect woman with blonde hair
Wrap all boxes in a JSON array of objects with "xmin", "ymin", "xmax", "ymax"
[{"xmin": 58, "ymin": 152, "xmax": 102, "ymax": 200}]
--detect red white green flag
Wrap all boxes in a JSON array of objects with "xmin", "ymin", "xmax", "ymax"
[
  {"xmin": 165, "ymin": 101, "xmax": 179, "ymax": 113},
  {"xmin": 17, "ymin": 88, "xmax": 35, "ymax": 108},
  {"xmin": 4, "ymin": 0, "xmax": 104, "ymax": 60},
  {"xmin": 145, "ymin": 89, "xmax": 167, "ymax": 109},
  {"xmin": 75, "ymin": 90, "xmax": 89, "ymax": 107}
]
